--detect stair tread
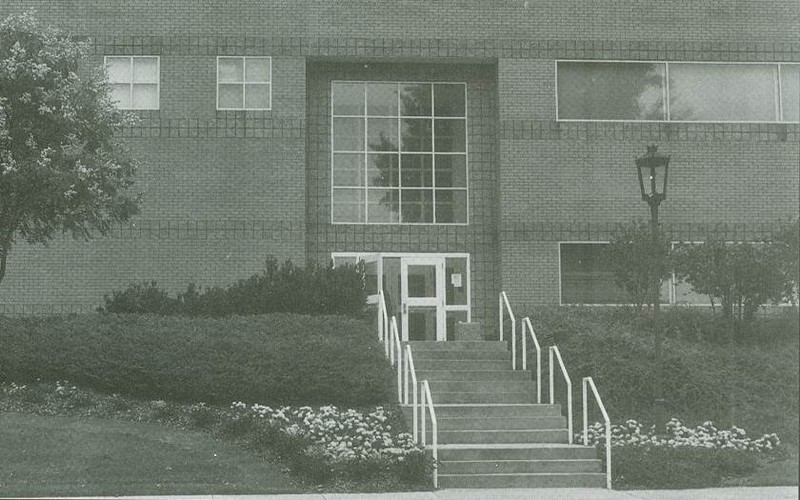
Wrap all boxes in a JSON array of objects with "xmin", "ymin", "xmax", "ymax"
[
  {"xmin": 443, "ymin": 459, "xmax": 601, "ymax": 463},
  {"xmin": 436, "ymin": 443, "xmax": 592, "ymax": 449},
  {"xmin": 439, "ymin": 472, "xmax": 606, "ymax": 477}
]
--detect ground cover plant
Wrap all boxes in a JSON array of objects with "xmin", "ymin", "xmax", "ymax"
[
  {"xmin": 525, "ymin": 305, "xmax": 799, "ymax": 488},
  {"xmin": 0, "ymin": 380, "xmax": 429, "ymax": 493},
  {"xmin": 100, "ymin": 257, "xmax": 366, "ymax": 317},
  {"xmin": 0, "ymin": 313, "xmax": 393, "ymax": 406}
]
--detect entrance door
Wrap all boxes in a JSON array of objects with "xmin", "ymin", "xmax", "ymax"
[{"xmin": 401, "ymin": 257, "xmax": 446, "ymax": 341}]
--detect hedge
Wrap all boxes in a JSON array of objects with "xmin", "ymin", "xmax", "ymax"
[{"xmin": 0, "ymin": 313, "xmax": 394, "ymax": 406}]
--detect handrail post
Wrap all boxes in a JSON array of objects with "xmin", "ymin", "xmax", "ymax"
[
  {"xmin": 500, "ymin": 292, "xmax": 517, "ymax": 370},
  {"xmin": 523, "ymin": 317, "xmax": 542, "ymax": 404},
  {"xmin": 583, "ymin": 376, "xmax": 612, "ymax": 490},
  {"xmin": 522, "ymin": 317, "xmax": 527, "ymax": 371},
  {"xmin": 422, "ymin": 380, "xmax": 438, "ymax": 490},
  {"xmin": 391, "ymin": 317, "xmax": 402, "ymax": 403},
  {"xmin": 421, "ymin": 381, "xmax": 427, "ymax": 446},
  {"xmin": 549, "ymin": 346, "xmax": 573, "ymax": 444},
  {"xmin": 405, "ymin": 345, "xmax": 419, "ymax": 442},
  {"xmin": 499, "ymin": 293, "xmax": 503, "ymax": 341},
  {"xmin": 404, "ymin": 347, "xmax": 410, "ymax": 404}
]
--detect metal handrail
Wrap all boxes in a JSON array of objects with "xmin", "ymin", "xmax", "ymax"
[
  {"xmin": 583, "ymin": 377, "xmax": 612, "ymax": 490},
  {"xmin": 499, "ymin": 291, "xmax": 517, "ymax": 369},
  {"xmin": 549, "ymin": 345, "xmax": 573, "ymax": 444},
  {"xmin": 404, "ymin": 344, "xmax": 420, "ymax": 442},
  {"xmin": 420, "ymin": 379, "xmax": 438, "ymax": 489},
  {"xmin": 378, "ymin": 290, "xmax": 389, "ymax": 358},
  {"xmin": 390, "ymin": 317, "xmax": 403, "ymax": 403},
  {"xmin": 522, "ymin": 317, "xmax": 542, "ymax": 404}
]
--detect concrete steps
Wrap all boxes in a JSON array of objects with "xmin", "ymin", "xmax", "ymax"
[{"xmin": 401, "ymin": 340, "xmax": 605, "ymax": 490}]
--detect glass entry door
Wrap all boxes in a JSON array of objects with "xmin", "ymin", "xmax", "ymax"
[{"xmin": 401, "ymin": 257, "xmax": 446, "ymax": 341}]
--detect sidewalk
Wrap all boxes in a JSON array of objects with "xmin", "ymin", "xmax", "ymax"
[{"xmin": 31, "ymin": 486, "xmax": 798, "ymax": 500}]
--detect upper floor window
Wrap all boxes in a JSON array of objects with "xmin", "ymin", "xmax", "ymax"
[
  {"xmin": 105, "ymin": 56, "xmax": 159, "ymax": 110},
  {"xmin": 331, "ymin": 81, "xmax": 468, "ymax": 225},
  {"xmin": 557, "ymin": 61, "xmax": 799, "ymax": 123},
  {"xmin": 217, "ymin": 57, "xmax": 271, "ymax": 110}
]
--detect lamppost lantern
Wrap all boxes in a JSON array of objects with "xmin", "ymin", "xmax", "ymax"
[{"xmin": 636, "ymin": 145, "xmax": 670, "ymax": 203}]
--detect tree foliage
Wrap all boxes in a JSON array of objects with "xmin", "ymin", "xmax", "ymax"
[
  {"xmin": 603, "ymin": 220, "xmax": 672, "ymax": 309},
  {"xmin": 672, "ymin": 223, "xmax": 798, "ymax": 332},
  {"xmin": 0, "ymin": 12, "xmax": 139, "ymax": 285}
]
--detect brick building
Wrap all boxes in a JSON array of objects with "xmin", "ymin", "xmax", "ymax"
[{"xmin": 1, "ymin": 1, "xmax": 798, "ymax": 342}]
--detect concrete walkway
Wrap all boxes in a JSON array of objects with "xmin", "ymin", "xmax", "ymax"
[{"xmin": 42, "ymin": 487, "xmax": 798, "ymax": 500}]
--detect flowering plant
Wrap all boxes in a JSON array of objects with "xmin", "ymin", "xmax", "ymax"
[
  {"xmin": 231, "ymin": 402, "xmax": 422, "ymax": 465},
  {"xmin": 580, "ymin": 418, "xmax": 780, "ymax": 453}
]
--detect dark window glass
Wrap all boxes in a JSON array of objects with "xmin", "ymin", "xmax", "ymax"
[
  {"xmin": 368, "ymin": 83, "xmax": 398, "ymax": 116},
  {"xmin": 332, "ymin": 83, "xmax": 365, "ymax": 115},
  {"xmin": 434, "ymin": 119, "xmax": 466, "ymax": 152},
  {"xmin": 332, "ymin": 118, "xmax": 364, "ymax": 151},
  {"xmin": 781, "ymin": 64, "xmax": 799, "ymax": 122},
  {"xmin": 367, "ymin": 118, "xmax": 398, "ymax": 151},
  {"xmin": 367, "ymin": 154, "xmax": 399, "ymax": 187},
  {"xmin": 434, "ymin": 84, "xmax": 466, "ymax": 117},
  {"xmin": 435, "ymin": 155, "xmax": 467, "ymax": 188},
  {"xmin": 401, "ymin": 190, "xmax": 433, "ymax": 223},
  {"xmin": 669, "ymin": 64, "xmax": 777, "ymax": 121},
  {"xmin": 368, "ymin": 189, "xmax": 400, "ymax": 223},
  {"xmin": 560, "ymin": 244, "xmax": 630, "ymax": 304},
  {"xmin": 333, "ymin": 153, "xmax": 364, "ymax": 187},
  {"xmin": 401, "ymin": 154, "xmax": 433, "ymax": 187},
  {"xmin": 400, "ymin": 84, "xmax": 432, "ymax": 116},
  {"xmin": 435, "ymin": 190, "xmax": 467, "ymax": 224},
  {"xmin": 401, "ymin": 119, "xmax": 433, "ymax": 152},
  {"xmin": 558, "ymin": 62, "xmax": 665, "ymax": 120}
]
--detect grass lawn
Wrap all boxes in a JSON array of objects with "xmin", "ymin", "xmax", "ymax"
[{"xmin": 0, "ymin": 412, "xmax": 299, "ymax": 497}]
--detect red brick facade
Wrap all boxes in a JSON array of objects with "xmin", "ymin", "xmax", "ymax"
[{"xmin": 1, "ymin": 1, "xmax": 798, "ymax": 317}]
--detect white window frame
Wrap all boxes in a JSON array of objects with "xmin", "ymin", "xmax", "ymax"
[
  {"xmin": 330, "ymin": 81, "xmax": 469, "ymax": 226},
  {"xmin": 216, "ymin": 56, "xmax": 272, "ymax": 111},
  {"xmin": 555, "ymin": 60, "xmax": 800, "ymax": 124},
  {"xmin": 104, "ymin": 55, "xmax": 160, "ymax": 110}
]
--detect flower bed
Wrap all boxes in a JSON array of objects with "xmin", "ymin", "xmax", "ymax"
[{"xmin": 580, "ymin": 418, "xmax": 783, "ymax": 489}]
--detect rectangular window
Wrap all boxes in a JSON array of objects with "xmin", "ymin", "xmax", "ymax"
[
  {"xmin": 559, "ymin": 243, "xmax": 669, "ymax": 305},
  {"xmin": 105, "ymin": 56, "xmax": 159, "ymax": 110},
  {"xmin": 217, "ymin": 57, "xmax": 271, "ymax": 110},
  {"xmin": 331, "ymin": 82, "xmax": 468, "ymax": 224},
  {"xmin": 557, "ymin": 61, "xmax": 800, "ymax": 123}
]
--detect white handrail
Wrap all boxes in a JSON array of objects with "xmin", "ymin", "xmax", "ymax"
[
  {"xmin": 378, "ymin": 290, "xmax": 389, "ymax": 358},
  {"xmin": 549, "ymin": 345, "xmax": 573, "ymax": 444},
  {"xmin": 404, "ymin": 345, "xmax": 419, "ymax": 442},
  {"xmin": 583, "ymin": 377, "xmax": 612, "ymax": 490},
  {"xmin": 522, "ymin": 317, "xmax": 542, "ymax": 404},
  {"xmin": 390, "ymin": 317, "xmax": 403, "ymax": 403},
  {"xmin": 499, "ymin": 291, "xmax": 517, "ymax": 370},
  {"xmin": 420, "ymin": 379, "xmax": 438, "ymax": 489}
]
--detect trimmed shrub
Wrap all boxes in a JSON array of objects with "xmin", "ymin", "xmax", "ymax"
[
  {"xmin": 0, "ymin": 313, "xmax": 394, "ymax": 406},
  {"xmin": 101, "ymin": 257, "xmax": 367, "ymax": 317}
]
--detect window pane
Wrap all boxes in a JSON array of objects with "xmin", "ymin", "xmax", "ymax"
[
  {"xmin": 106, "ymin": 57, "xmax": 131, "ymax": 83},
  {"xmin": 218, "ymin": 58, "xmax": 243, "ymax": 83},
  {"xmin": 332, "ymin": 188, "xmax": 365, "ymax": 223},
  {"xmin": 401, "ymin": 118, "xmax": 432, "ymax": 152},
  {"xmin": 132, "ymin": 84, "xmax": 158, "ymax": 109},
  {"xmin": 560, "ymin": 244, "xmax": 629, "ymax": 304},
  {"xmin": 558, "ymin": 62, "xmax": 665, "ymax": 120},
  {"xmin": 434, "ymin": 84, "xmax": 466, "ymax": 117},
  {"xmin": 367, "ymin": 118, "xmax": 398, "ymax": 151},
  {"xmin": 367, "ymin": 154, "xmax": 399, "ymax": 187},
  {"xmin": 400, "ymin": 84, "xmax": 432, "ymax": 116},
  {"xmin": 133, "ymin": 57, "xmax": 158, "ymax": 83},
  {"xmin": 110, "ymin": 83, "xmax": 131, "ymax": 108},
  {"xmin": 782, "ymin": 65, "xmax": 799, "ymax": 122},
  {"xmin": 401, "ymin": 189, "xmax": 433, "ymax": 223},
  {"xmin": 435, "ymin": 154, "xmax": 466, "ymax": 187},
  {"xmin": 333, "ymin": 153, "xmax": 364, "ymax": 187},
  {"xmin": 367, "ymin": 83, "xmax": 398, "ymax": 116},
  {"xmin": 332, "ymin": 118, "xmax": 364, "ymax": 151},
  {"xmin": 218, "ymin": 84, "xmax": 243, "ymax": 108},
  {"xmin": 245, "ymin": 58, "xmax": 270, "ymax": 82},
  {"xmin": 245, "ymin": 83, "xmax": 270, "ymax": 109},
  {"xmin": 445, "ymin": 258, "xmax": 468, "ymax": 305},
  {"xmin": 368, "ymin": 189, "xmax": 400, "ymax": 223},
  {"xmin": 669, "ymin": 64, "xmax": 778, "ymax": 121},
  {"xmin": 435, "ymin": 190, "xmax": 467, "ymax": 223},
  {"xmin": 401, "ymin": 154, "xmax": 432, "ymax": 187},
  {"xmin": 332, "ymin": 83, "xmax": 365, "ymax": 115},
  {"xmin": 434, "ymin": 119, "xmax": 466, "ymax": 152}
]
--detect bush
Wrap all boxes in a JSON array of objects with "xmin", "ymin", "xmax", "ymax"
[
  {"xmin": 524, "ymin": 306, "xmax": 799, "ymax": 449},
  {"xmin": 101, "ymin": 257, "xmax": 367, "ymax": 317},
  {"xmin": 0, "ymin": 313, "xmax": 394, "ymax": 406}
]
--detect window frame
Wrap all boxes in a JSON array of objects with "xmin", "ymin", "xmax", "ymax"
[
  {"xmin": 555, "ymin": 60, "xmax": 800, "ymax": 124},
  {"xmin": 104, "ymin": 55, "xmax": 160, "ymax": 110},
  {"xmin": 330, "ymin": 80, "xmax": 469, "ymax": 226},
  {"xmin": 216, "ymin": 56, "xmax": 272, "ymax": 111}
]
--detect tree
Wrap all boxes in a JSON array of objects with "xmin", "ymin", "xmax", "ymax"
[
  {"xmin": 603, "ymin": 220, "xmax": 671, "ymax": 310},
  {"xmin": 0, "ymin": 12, "xmax": 139, "ymax": 286}
]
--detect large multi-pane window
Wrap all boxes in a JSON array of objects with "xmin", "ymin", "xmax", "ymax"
[
  {"xmin": 557, "ymin": 61, "xmax": 800, "ymax": 122},
  {"xmin": 331, "ymin": 82, "xmax": 468, "ymax": 224},
  {"xmin": 105, "ymin": 56, "xmax": 159, "ymax": 110},
  {"xmin": 217, "ymin": 57, "xmax": 271, "ymax": 110}
]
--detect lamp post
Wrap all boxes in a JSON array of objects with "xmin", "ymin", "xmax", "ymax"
[{"xmin": 636, "ymin": 145, "xmax": 670, "ymax": 432}]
